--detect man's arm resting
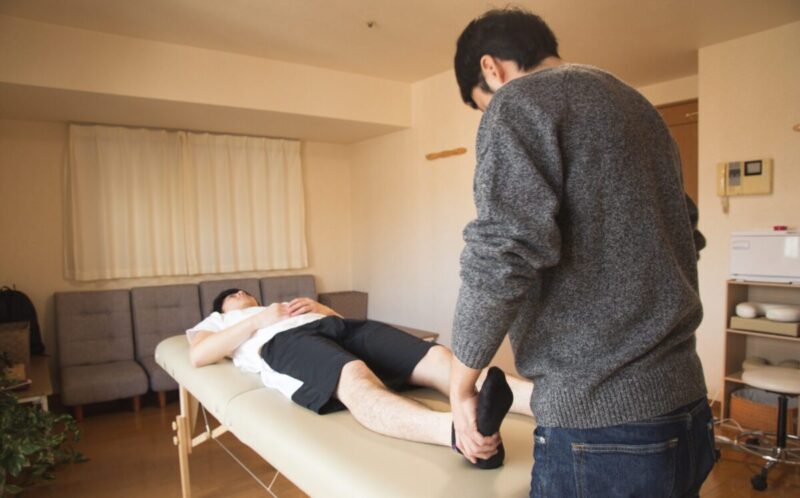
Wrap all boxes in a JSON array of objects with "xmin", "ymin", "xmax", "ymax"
[
  {"xmin": 287, "ymin": 297, "xmax": 342, "ymax": 318},
  {"xmin": 189, "ymin": 304, "xmax": 288, "ymax": 367}
]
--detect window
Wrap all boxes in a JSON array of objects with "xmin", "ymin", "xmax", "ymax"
[{"xmin": 64, "ymin": 125, "xmax": 307, "ymax": 280}]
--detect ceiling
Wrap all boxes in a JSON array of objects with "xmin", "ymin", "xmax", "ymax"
[
  {"xmin": 1, "ymin": 0, "xmax": 799, "ymax": 87},
  {"xmin": 0, "ymin": 82, "xmax": 405, "ymax": 143}
]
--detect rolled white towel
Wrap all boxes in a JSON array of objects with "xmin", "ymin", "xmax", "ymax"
[
  {"xmin": 736, "ymin": 302, "xmax": 800, "ymax": 322},
  {"xmin": 742, "ymin": 357, "xmax": 769, "ymax": 371},
  {"xmin": 766, "ymin": 306, "xmax": 800, "ymax": 323}
]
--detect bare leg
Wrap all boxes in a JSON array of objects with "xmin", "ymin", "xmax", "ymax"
[
  {"xmin": 409, "ymin": 345, "xmax": 534, "ymax": 417},
  {"xmin": 407, "ymin": 345, "xmax": 452, "ymax": 393},
  {"xmin": 336, "ymin": 360, "xmax": 451, "ymax": 446}
]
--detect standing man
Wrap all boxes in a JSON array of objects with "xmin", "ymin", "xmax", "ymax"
[{"xmin": 449, "ymin": 8, "xmax": 715, "ymax": 496}]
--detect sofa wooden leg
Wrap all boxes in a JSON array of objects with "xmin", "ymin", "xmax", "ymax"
[
  {"xmin": 73, "ymin": 405, "xmax": 83, "ymax": 422},
  {"xmin": 133, "ymin": 395, "xmax": 141, "ymax": 413},
  {"xmin": 158, "ymin": 391, "xmax": 167, "ymax": 409}
]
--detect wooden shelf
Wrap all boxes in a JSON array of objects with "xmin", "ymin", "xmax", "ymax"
[
  {"xmin": 724, "ymin": 371, "xmax": 745, "ymax": 384},
  {"xmin": 721, "ymin": 280, "xmax": 800, "ymax": 436},
  {"xmin": 14, "ymin": 356, "xmax": 52, "ymax": 411},
  {"xmin": 727, "ymin": 279, "xmax": 800, "ymax": 289},
  {"xmin": 726, "ymin": 328, "xmax": 800, "ymax": 342}
]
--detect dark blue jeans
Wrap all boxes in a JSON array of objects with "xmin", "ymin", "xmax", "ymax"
[{"xmin": 530, "ymin": 398, "xmax": 716, "ymax": 497}]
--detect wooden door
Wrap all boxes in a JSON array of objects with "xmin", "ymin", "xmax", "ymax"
[{"xmin": 657, "ymin": 100, "xmax": 698, "ymax": 204}]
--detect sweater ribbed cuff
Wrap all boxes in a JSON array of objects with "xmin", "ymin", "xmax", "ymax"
[
  {"xmin": 452, "ymin": 334, "xmax": 497, "ymax": 370},
  {"xmin": 451, "ymin": 284, "xmax": 515, "ymax": 370}
]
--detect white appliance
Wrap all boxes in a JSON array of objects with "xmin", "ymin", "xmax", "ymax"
[{"xmin": 730, "ymin": 230, "xmax": 800, "ymax": 283}]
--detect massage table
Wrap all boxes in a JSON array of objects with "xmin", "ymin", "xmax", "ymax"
[{"xmin": 156, "ymin": 334, "xmax": 536, "ymax": 497}]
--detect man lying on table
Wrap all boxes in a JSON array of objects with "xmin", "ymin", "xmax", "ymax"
[{"xmin": 187, "ymin": 288, "xmax": 534, "ymax": 468}]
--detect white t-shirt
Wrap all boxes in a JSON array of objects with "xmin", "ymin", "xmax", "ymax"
[{"xmin": 186, "ymin": 307, "xmax": 326, "ymax": 399}]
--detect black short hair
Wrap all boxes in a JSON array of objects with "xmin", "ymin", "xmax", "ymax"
[
  {"xmin": 454, "ymin": 8, "xmax": 559, "ymax": 109},
  {"xmin": 212, "ymin": 288, "xmax": 242, "ymax": 314}
]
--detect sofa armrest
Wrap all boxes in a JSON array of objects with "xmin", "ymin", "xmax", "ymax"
[
  {"xmin": 318, "ymin": 291, "xmax": 368, "ymax": 320},
  {"xmin": 386, "ymin": 323, "xmax": 439, "ymax": 343}
]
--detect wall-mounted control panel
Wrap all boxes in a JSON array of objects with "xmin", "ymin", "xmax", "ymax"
[{"xmin": 717, "ymin": 158, "xmax": 773, "ymax": 196}]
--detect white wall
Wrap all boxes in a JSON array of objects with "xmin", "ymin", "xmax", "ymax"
[
  {"xmin": 352, "ymin": 72, "xmax": 475, "ymax": 338},
  {"xmin": 696, "ymin": 21, "xmax": 800, "ymax": 396},
  {"xmin": 352, "ymin": 70, "xmax": 524, "ymax": 372}
]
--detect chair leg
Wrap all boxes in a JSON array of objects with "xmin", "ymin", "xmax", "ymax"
[
  {"xmin": 73, "ymin": 405, "xmax": 83, "ymax": 422},
  {"xmin": 750, "ymin": 394, "xmax": 790, "ymax": 491},
  {"xmin": 158, "ymin": 391, "xmax": 167, "ymax": 409},
  {"xmin": 133, "ymin": 395, "xmax": 141, "ymax": 413},
  {"xmin": 776, "ymin": 395, "xmax": 788, "ymax": 449},
  {"xmin": 752, "ymin": 460, "xmax": 776, "ymax": 491}
]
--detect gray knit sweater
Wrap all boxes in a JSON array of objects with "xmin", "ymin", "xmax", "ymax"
[{"xmin": 452, "ymin": 64, "xmax": 707, "ymax": 428}]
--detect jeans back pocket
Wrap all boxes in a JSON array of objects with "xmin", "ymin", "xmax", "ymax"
[{"xmin": 571, "ymin": 438, "xmax": 678, "ymax": 498}]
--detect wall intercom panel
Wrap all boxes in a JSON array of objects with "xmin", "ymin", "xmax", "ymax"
[{"xmin": 717, "ymin": 158, "xmax": 773, "ymax": 196}]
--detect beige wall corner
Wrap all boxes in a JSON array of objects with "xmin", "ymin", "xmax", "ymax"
[
  {"xmin": 637, "ymin": 75, "xmax": 699, "ymax": 106},
  {"xmin": 350, "ymin": 70, "xmax": 524, "ymax": 372}
]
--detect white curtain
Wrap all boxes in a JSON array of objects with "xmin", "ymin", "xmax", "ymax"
[{"xmin": 64, "ymin": 125, "xmax": 307, "ymax": 281}]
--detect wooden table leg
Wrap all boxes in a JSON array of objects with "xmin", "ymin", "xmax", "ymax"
[
  {"xmin": 173, "ymin": 385, "xmax": 195, "ymax": 498},
  {"xmin": 179, "ymin": 385, "xmax": 199, "ymax": 446},
  {"xmin": 132, "ymin": 395, "xmax": 141, "ymax": 413},
  {"xmin": 174, "ymin": 414, "xmax": 192, "ymax": 498},
  {"xmin": 73, "ymin": 405, "xmax": 83, "ymax": 422},
  {"xmin": 158, "ymin": 391, "xmax": 167, "ymax": 409}
]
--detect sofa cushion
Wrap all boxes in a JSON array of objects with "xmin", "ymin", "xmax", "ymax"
[
  {"xmin": 60, "ymin": 361, "xmax": 148, "ymax": 406},
  {"xmin": 318, "ymin": 291, "xmax": 368, "ymax": 319},
  {"xmin": 260, "ymin": 275, "xmax": 317, "ymax": 305},
  {"xmin": 55, "ymin": 290, "xmax": 134, "ymax": 367},
  {"xmin": 131, "ymin": 284, "xmax": 201, "ymax": 362},
  {"xmin": 198, "ymin": 279, "xmax": 262, "ymax": 317},
  {"xmin": 138, "ymin": 355, "xmax": 178, "ymax": 392}
]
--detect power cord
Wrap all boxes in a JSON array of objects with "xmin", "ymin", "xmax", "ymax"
[{"xmin": 713, "ymin": 417, "xmax": 745, "ymax": 446}]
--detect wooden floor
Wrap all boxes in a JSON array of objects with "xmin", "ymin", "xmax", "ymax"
[
  {"xmin": 27, "ymin": 396, "xmax": 307, "ymax": 498},
  {"xmin": 25, "ymin": 397, "xmax": 800, "ymax": 498}
]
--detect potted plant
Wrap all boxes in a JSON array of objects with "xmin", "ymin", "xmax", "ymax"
[{"xmin": 0, "ymin": 353, "xmax": 84, "ymax": 496}]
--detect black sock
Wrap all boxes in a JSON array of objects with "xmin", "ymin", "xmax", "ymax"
[{"xmin": 451, "ymin": 366, "xmax": 514, "ymax": 469}]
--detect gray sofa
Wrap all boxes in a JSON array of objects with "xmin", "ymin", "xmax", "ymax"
[
  {"xmin": 55, "ymin": 275, "xmax": 366, "ymax": 420},
  {"xmin": 130, "ymin": 284, "xmax": 201, "ymax": 408}
]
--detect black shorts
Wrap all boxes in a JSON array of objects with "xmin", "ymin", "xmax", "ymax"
[{"xmin": 260, "ymin": 316, "xmax": 436, "ymax": 414}]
